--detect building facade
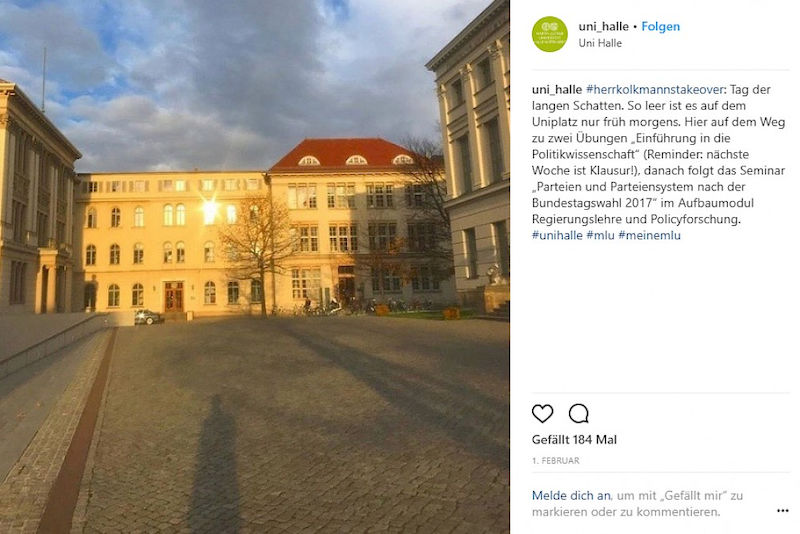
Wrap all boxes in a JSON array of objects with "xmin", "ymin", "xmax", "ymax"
[
  {"xmin": 0, "ymin": 79, "xmax": 82, "ymax": 314},
  {"xmin": 426, "ymin": 0, "xmax": 510, "ymax": 312},
  {"xmin": 73, "ymin": 138, "xmax": 455, "ymax": 316}
]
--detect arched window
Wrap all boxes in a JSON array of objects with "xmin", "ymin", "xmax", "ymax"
[
  {"xmin": 108, "ymin": 284, "xmax": 120, "ymax": 307},
  {"xmin": 111, "ymin": 207, "xmax": 121, "ymax": 227},
  {"xmin": 204, "ymin": 241, "xmax": 214, "ymax": 262},
  {"xmin": 345, "ymin": 155, "xmax": 367, "ymax": 165},
  {"xmin": 109, "ymin": 244, "xmax": 120, "ymax": 265},
  {"xmin": 133, "ymin": 243, "xmax": 144, "ymax": 264},
  {"xmin": 227, "ymin": 281, "xmax": 239, "ymax": 304},
  {"xmin": 134, "ymin": 206, "xmax": 144, "ymax": 227},
  {"xmin": 86, "ymin": 245, "xmax": 96, "ymax": 266},
  {"xmin": 132, "ymin": 283, "xmax": 144, "ymax": 306},
  {"xmin": 163, "ymin": 242, "xmax": 173, "ymax": 263},
  {"xmin": 176, "ymin": 204, "xmax": 186, "ymax": 226},
  {"xmin": 163, "ymin": 204, "xmax": 173, "ymax": 226},
  {"xmin": 176, "ymin": 241, "xmax": 185, "ymax": 263},
  {"xmin": 87, "ymin": 207, "xmax": 97, "ymax": 228},
  {"xmin": 393, "ymin": 154, "xmax": 414, "ymax": 165},
  {"xmin": 226, "ymin": 205, "xmax": 237, "ymax": 224},
  {"xmin": 204, "ymin": 281, "xmax": 216, "ymax": 304},
  {"xmin": 251, "ymin": 279, "xmax": 263, "ymax": 303},
  {"xmin": 298, "ymin": 155, "xmax": 320, "ymax": 166}
]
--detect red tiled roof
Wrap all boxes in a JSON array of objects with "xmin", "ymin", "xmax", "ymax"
[{"xmin": 269, "ymin": 138, "xmax": 413, "ymax": 172}]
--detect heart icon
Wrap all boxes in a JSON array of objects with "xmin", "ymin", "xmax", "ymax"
[{"xmin": 532, "ymin": 404, "xmax": 553, "ymax": 423}]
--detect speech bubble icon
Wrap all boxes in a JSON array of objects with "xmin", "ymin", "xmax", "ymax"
[{"xmin": 569, "ymin": 403, "xmax": 589, "ymax": 424}]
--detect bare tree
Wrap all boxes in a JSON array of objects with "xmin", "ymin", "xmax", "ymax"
[
  {"xmin": 401, "ymin": 136, "xmax": 454, "ymax": 280},
  {"xmin": 218, "ymin": 193, "xmax": 295, "ymax": 316}
]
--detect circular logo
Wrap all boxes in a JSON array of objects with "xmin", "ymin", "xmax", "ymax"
[{"xmin": 532, "ymin": 16, "xmax": 568, "ymax": 52}]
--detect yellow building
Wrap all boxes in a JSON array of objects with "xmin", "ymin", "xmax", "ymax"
[
  {"xmin": 74, "ymin": 138, "xmax": 455, "ymax": 316},
  {"xmin": 0, "ymin": 79, "xmax": 82, "ymax": 314},
  {"xmin": 426, "ymin": 0, "xmax": 510, "ymax": 313}
]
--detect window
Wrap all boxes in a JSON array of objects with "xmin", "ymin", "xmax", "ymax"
[
  {"xmin": 464, "ymin": 228, "xmax": 478, "ymax": 278},
  {"xmin": 393, "ymin": 154, "xmax": 414, "ymax": 165},
  {"xmin": 110, "ymin": 244, "xmax": 120, "ymax": 265},
  {"xmin": 345, "ymin": 155, "xmax": 367, "ymax": 165},
  {"xmin": 204, "ymin": 241, "xmax": 215, "ymax": 262},
  {"xmin": 405, "ymin": 184, "xmax": 425, "ymax": 208},
  {"xmin": 163, "ymin": 205, "xmax": 173, "ymax": 226},
  {"xmin": 226, "ymin": 205, "xmax": 237, "ymax": 224},
  {"xmin": 250, "ymin": 279, "xmax": 263, "ymax": 303},
  {"xmin": 326, "ymin": 183, "xmax": 355, "ymax": 208},
  {"xmin": 175, "ymin": 180, "xmax": 186, "ymax": 192},
  {"xmin": 111, "ymin": 207, "xmax": 121, "ymax": 228},
  {"xmin": 133, "ymin": 243, "xmax": 144, "ymax": 264},
  {"xmin": 291, "ymin": 268, "xmax": 320, "ymax": 299},
  {"xmin": 108, "ymin": 284, "xmax": 120, "ymax": 307},
  {"xmin": 226, "ymin": 245, "xmax": 239, "ymax": 261},
  {"xmin": 493, "ymin": 220, "xmax": 510, "ymax": 276},
  {"xmin": 9, "ymin": 261, "xmax": 26, "ymax": 304},
  {"xmin": 12, "ymin": 200, "xmax": 27, "ymax": 242},
  {"xmin": 288, "ymin": 184, "xmax": 317, "ymax": 209},
  {"xmin": 134, "ymin": 206, "xmax": 144, "ymax": 227},
  {"xmin": 176, "ymin": 242, "xmax": 185, "ymax": 263},
  {"xmin": 85, "ymin": 182, "xmax": 99, "ymax": 193},
  {"xmin": 163, "ymin": 242, "xmax": 173, "ymax": 263},
  {"xmin": 366, "ymin": 183, "xmax": 393, "ymax": 208},
  {"xmin": 298, "ymin": 155, "xmax": 320, "ymax": 166},
  {"xmin": 86, "ymin": 245, "xmax": 96, "ymax": 266},
  {"xmin": 371, "ymin": 268, "xmax": 402, "ymax": 293},
  {"xmin": 133, "ymin": 180, "xmax": 146, "ymax": 192},
  {"xmin": 457, "ymin": 135, "xmax": 473, "ymax": 193},
  {"xmin": 368, "ymin": 222, "xmax": 397, "ymax": 251},
  {"xmin": 329, "ymin": 224, "xmax": 358, "ymax": 252},
  {"xmin": 408, "ymin": 222, "xmax": 437, "ymax": 251},
  {"xmin": 176, "ymin": 204, "xmax": 186, "ymax": 226},
  {"xmin": 450, "ymin": 79, "xmax": 464, "ymax": 108},
  {"xmin": 201, "ymin": 179, "xmax": 215, "ymax": 192},
  {"xmin": 110, "ymin": 181, "xmax": 122, "ymax": 192},
  {"xmin": 477, "ymin": 57, "xmax": 493, "ymax": 88},
  {"xmin": 203, "ymin": 201, "xmax": 218, "ymax": 225},
  {"xmin": 485, "ymin": 118, "xmax": 504, "ymax": 183},
  {"xmin": 132, "ymin": 283, "xmax": 144, "ymax": 306},
  {"xmin": 293, "ymin": 225, "xmax": 318, "ymax": 252},
  {"xmin": 246, "ymin": 178, "xmax": 259, "ymax": 190},
  {"xmin": 87, "ymin": 208, "xmax": 97, "ymax": 228},
  {"xmin": 227, "ymin": 281, "xmax": 239, "ymax": 304},
  {"xmin": 204, "ymin": 281, "xmax": 216, "ymax": 304},
  {"xmin": 162, "ymin": 180, "xmax": 174, "ymax": 192},
  {"xmin": 223, "ymin": 179, "xmax": 237, "ymax": 191},
  {"xmin": 412, "ymin": 266, "xmax": 441, "ymax": 292}
]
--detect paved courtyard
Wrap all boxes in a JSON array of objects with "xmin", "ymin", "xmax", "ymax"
[{"xmin": 77, "ymin": 316, "xmax": 509, "ymax": 533}]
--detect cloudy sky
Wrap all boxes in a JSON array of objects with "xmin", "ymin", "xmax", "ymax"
[{"xmin": 0, "ymin": 0, "xmax": 487, "ymax": 172}]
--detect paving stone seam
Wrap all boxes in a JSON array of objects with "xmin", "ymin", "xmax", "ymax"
[{"xmin": 0, "ymin": 330, "xmax": 111, "ymax": 532}]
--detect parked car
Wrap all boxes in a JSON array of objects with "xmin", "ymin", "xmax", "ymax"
[{"xmin": 134, "ymin": 309, "xmax": 163, "ymax": 325}]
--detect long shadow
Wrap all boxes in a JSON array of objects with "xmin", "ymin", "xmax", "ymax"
[
  {"xmin": 188, "ymin": 395, "xmax": 241, "ymax": 533},
  {"xmin": 281, "ymin": 323, "xmax": 509, "ymax": 466}
]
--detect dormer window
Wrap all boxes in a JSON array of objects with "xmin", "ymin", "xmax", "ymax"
[
  {"xmin": 393, "ymin": 154, "xmax": 414, "ymax": 165},
  {"xmin": 299, "ymin": 155, "xmax": 320, "ymax": 166},
  {"xmin": 345, "ymin": 155, "xmax": 367, "ymax": 165}
]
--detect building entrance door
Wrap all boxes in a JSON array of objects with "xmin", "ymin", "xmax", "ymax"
[
  {"xmin": 337, "ymin": 265, "xmax": 356, "ymax": 306},
  {"xmin": 164, "ymin": 281, "xmax": 184, "ymax": 312}
]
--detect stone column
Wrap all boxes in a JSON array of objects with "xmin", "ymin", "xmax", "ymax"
[
  {"xmin": 489, "ymin": 40, "xmax": 510, "ymax": 178},
  {"xmin": 46, "ymin": 264, "xmax": 57, "ymax": 312},
  {"xmin": 461, "ymin": 65, "xmax": 483, "ymax": 191}
]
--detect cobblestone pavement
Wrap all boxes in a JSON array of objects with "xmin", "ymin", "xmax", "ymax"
[{"xmin": 78, "ymin": 317, "xmax": 509, "ymax": 533}]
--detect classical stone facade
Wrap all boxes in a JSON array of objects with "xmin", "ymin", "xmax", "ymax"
[
  {"xmin": 0, "ymin": 79, "xmax": 82, "ymax": 314},
  {"xmin": 426, "ymin": 0, "xmax": 510, "ymax": 312},
  {"xmin": 73, "ymin": 138, "xmax": 455, "ymax": 316}
]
